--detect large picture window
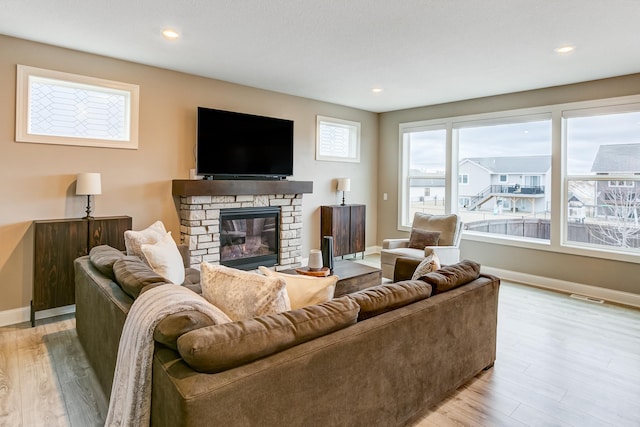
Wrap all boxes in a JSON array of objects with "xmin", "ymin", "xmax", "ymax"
[
  {"xmin": 565, "ymin": 108, "xmax": 640, "ymax": 252},
  {"xmin": 16, "ymin": 65, "xmax": 139, "ymax": 149},
  {"xmin": 398, "ymin": 95, "xmax": 640, "ymax": 261},
  {"xmin": 399, "ymin": 125, "xmax": 446, "ymax": 227},
  {"xmin": 456, "ymin": 116, "xmax": 552, "ymax": 241}
]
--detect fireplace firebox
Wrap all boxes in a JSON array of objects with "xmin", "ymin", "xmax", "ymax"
[{"xmin": 219, "ymin": 207, "xmax": 280, "ymax": 270}]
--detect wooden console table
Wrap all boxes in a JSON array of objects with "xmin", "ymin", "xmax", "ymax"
[
  {"xmin": 32, "ymin": 216, "xmax": 131, "ymax": 326},
  {"xmin": 320, "ymin": 204, "xmax": 366, "ymax": 258}
]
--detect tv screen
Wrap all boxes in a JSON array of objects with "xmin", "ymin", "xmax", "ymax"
[{"xmin": 196, "ymin": 107, "xmax": 294, "ymax": 179}]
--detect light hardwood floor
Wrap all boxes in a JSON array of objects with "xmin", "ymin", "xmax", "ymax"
[{"xmin": 1, "ymin": 271, "xmax": 639, "ymax": 426}]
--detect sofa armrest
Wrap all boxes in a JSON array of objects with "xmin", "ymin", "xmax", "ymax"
[
  {"xmin": 393, "ymin": 257, "xmax": 422, "ymax": 282},
  {"xmin": 382, "ymin": 238, "xmax": 410, "ymax": 250}
]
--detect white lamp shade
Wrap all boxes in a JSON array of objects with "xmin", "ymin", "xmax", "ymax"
[
  {"xmin": 76, "ymin": 173, "xmax": 102, "ymax": 195},
  {"xmin": 336, "ymin": 178, "xmax": 351, "ymax": 192}
]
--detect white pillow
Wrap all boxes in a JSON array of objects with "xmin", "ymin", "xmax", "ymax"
[
  {"xmin": 124, "ymin": 220, "xmax": 167, "ymax": 260},
  {"xmin": 141, "ymin": 232, "xmax": 185, "ymax": 285},
  {"xmin": 200, "ymin": 262, "xmax": 291, "ymax": 321},
  {"xmin": 259, "ymin": 267, "xmax": 337, "ymax": 310},
  {"xmin": 411, "ymin": 252, "xmax": 441, "ymax": 281}
]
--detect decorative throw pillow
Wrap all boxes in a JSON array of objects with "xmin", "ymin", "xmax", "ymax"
[
  {"xmin": 411, "ymin": 252, "xmax": 441, "ymax": 281},
  {"xmin": 89, "ymin": 245, "xmax": 125, "ymax": 280},
  {"xmin": 420, "ymin": 260, "xmax": 481, "ymax": 295},
  {"xmin": 200, "ymin": 262, "xmax": 291, "ymax": 321},
  {"xmin": 259, "ymin": 267, "xmax": 337, "ymax": 310},
  {"xmin": 177, "ymin": 296, "xmax": 359, "ymax": 373},
  {"xmin": 141, "ymin": 232, "xmax": 185, "ymax": 285},
  {"xmin": 124, "ymin": 220, "xmax": 167, "ymax": 260},
  {"xmin": 408, "ymin": 229, "xmax": 441, "ymax": 249}
]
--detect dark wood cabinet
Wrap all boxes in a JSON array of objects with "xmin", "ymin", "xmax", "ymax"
[
  {"xmin": 320, "ymin": 205, "xmax": 365, "ymax": 257},
  {"xmin": 32, "ymin": 216, "xmax": 131, "ymax": 326}
]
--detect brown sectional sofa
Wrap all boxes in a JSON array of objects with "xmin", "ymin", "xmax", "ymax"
[{"xmin": 75, "ymin": 248, "xmax": 500, "ymax": 427}]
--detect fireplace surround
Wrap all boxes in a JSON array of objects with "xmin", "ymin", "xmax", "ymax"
[{"xmin": 172, "ymin": 180, "xmax": 313, "ymax": 271}]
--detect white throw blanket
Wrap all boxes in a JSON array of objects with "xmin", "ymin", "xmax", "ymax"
[{"xmin": 105, "ymin": 285, "xmax": 228, "ymax": 427}]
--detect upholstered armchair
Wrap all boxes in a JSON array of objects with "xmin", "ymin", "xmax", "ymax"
[{"xmin": 380, "ymin": 213, "xmax": 463, "ymax": 279}]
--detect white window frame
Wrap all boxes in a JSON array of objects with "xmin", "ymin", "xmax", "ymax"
[
  {"xmin": 458, "ymin": 174, "xmax": 469, "ymax": 185},
  {"xmin": 315, "ymin": 115, "xmax": 360, "ymax": 163},
  {"xmin": 398, "ymin": 94, "xmax": 640, "ymax": 264},
  {"xmin": 16, "ymin": 65, "xmax": 139, "ymax": 149}
]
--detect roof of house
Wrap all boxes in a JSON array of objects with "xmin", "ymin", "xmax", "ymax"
[
  {"xmin": 591, "ymin": 143, "xmax": 640, "ymax": 173},
  {"xmin": 461, "ymin": 155, "xmax": 551, "ymax": 174}
]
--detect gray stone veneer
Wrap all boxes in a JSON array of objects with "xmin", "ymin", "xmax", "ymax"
[{"xmin": 178, "ymin": 193, "xmax": 304, "ymax": 270}]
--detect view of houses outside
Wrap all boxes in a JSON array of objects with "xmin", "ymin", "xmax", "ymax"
[{"xmin": 406, "ymin": 110, "xmax": 640, "ymax": 251}]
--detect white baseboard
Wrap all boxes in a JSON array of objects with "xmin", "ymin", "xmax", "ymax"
[
  {"xmin": 0, "ymin": 304, "xmax": 75, "ymax": 327},
  {"xmin": 482, "ymin": 266, "xmax": 640, "ymax": 309}
]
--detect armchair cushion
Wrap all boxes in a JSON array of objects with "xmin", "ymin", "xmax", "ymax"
[{"xmin": 408, "ymin": 229, "xmax": 440, "ymax": 249}]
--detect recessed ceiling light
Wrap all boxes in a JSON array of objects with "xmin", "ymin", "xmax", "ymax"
[
  {"xmin": 371, "ymin": 88, "xmax": 383, "ymax": 93},
  {"xmin": 162, "ymin": 29, "xmax": 180, "ymax": 40},
  {"xmin": 554, "ymin": 45, "xmax": 575, "ymax": 54}
]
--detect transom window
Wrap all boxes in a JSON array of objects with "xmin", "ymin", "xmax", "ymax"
[{"xmin": 16, "ymin": 65, "xmax": 139, "ymax": 149}]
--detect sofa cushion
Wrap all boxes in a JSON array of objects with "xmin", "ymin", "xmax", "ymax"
[
  {"xmin": 113, "ymin": 256, "xmax": 168, "ymax": 299},
  {"xmin": 258, "ymin": 267, "xmax": 337, "ymax": 310},
  {"xmin": 410, "ymin": 252, "xmax": 441, "ymax": 281},
  {"xmin": 408, "ymin": 229, "xmax": 440, "ymax": 249},
  {"xmin": 200, "ymin": 262, "xmax": 290, "ymax": 321},
  {"xmin": 349, "ymin": 280, "xmax": 432, "ymax": 321},
  {"xmin": 177, "ymin": 296, "xmax": 359, "ymax": 373},
  {"xmin": 419, "ymin": 260, "xmax": 481, "ymax": 294},
  {"xmin": 124, "ymin": 220, "xmax": 167, "ymax": 260},
  {"xmin": 89, "ymin": 245, "xmax": 124, "ymax": 280},
  {"xmin": 154, "ymin": 308, "xmax": 231, "ymax": 350},
  {"xmin": 411, "ymin": 213, "xmax": 458, "ymax": 246},
  {"xmin": 141, "ymin": 232, "xmax": 185, "ymax": 285}
]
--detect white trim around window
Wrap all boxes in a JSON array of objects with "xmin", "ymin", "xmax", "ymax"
[
  {"xmin": 316, "ymin": 115, "xmax": 361, "ymax": 163},
  {"xmin": 16, "ymin": 65, "xmax": 140, "ymax": 149}
]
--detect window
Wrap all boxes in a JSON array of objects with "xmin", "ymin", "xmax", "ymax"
[
  {"xmin": 398, "ymin": 94, "xmax": 640, "ymax": 261},
  {"xmin": 316, "ymin": 116, "xmax": 360, "ymax": 162},
  {"xmin": 564, "ymin": 107, "xmax": 640, "ymax": 252},
  {"xmin": 16, "ymin": 65, "xmax": 139, "ymax": 149},
  {"xmin": 399, "ymin": 125, "xmax": 446, "ymax": 227},
  {"xmin": 456, "ymin": 117, "xmax": 552, "ymax": 241}
]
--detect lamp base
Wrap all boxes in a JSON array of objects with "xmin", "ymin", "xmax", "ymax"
[
  {"xmin": 82, "ymin": 195, "xmax": 94, "ymax": 219},
  {"xmin": 340, "ymin": 191, "xmax": 346, "ymax": 206}
]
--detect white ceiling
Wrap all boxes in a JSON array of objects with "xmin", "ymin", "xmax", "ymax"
[{"xmin": 2, "ymin": 0, "xmax": 639, "ymax": 113}]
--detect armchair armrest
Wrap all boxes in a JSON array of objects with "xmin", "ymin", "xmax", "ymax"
[
  {"xmin": 382, "ymin": 238, "xmax": 410, "ymax": 250},
  {"xmin": 425, "ymin": 246, "xmax": 460, "ymax": 266}
]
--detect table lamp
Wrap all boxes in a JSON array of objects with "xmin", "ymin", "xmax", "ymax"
[
  {"xmin": 336, "ymin": 178, "xmax": 351, "ymax": 206},
  {"xmin": 76, "ymin": 172, "xmax": 102, "ymax": 219}
]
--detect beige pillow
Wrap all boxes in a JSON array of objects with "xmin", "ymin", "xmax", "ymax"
[
  {"xmin": 177, "ymin": 296, "xmax": 359, "ymax": 373},
  {"xmin": 124, "ymin": 220, "xmax": 167, "ymax": 260},
  {"xmin": 141, "ymin": 232, "xmax": 185, "ymax": 285},
  {"xmin": 411, "ymin": 252, "xmax": 441, "ymax": 281},
  {"xmin": 259, "ymin": 267, "xmax": 337, "ymax": 310},
  {"xmin": 200, "ymin": 262, "xmax": 290, "ymax": 321}
]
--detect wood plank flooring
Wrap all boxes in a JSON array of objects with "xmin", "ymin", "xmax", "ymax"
[{"xmin": 1, "ymin": 271, "xmax": 638, "ymax": 426}]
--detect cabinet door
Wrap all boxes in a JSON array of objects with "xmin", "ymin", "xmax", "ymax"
[
  {"xmin": 89, "ymin": 216, "xmax": 131, "ymax": 251},
  {"xmin": 350, "ymin": 205, "xmax": 366, "ymax": 254},
  {"xmin": 33, "ymin": 220, "xmax": 87, "ymax": 311}
]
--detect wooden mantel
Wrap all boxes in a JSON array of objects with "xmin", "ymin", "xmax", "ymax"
[{"xmin": 172, "ymin": 179, "xmax": 313, "ymax": 196}]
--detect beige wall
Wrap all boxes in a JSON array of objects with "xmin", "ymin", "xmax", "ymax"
[
  {"xmin": 378, "ymin": 73, "xmax": 640, "ymax": 296},
  {"xmin": 0, "ymin": 35, "xmax": 378, "ymax": 313}
]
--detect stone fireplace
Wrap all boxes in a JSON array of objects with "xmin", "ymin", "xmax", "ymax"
[{"xmin": 172, "ymin": 180, "xmax": 313, "ymax": 270}]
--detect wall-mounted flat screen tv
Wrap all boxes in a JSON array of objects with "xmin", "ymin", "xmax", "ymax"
[{"xmin": 196, "ymin": 107, "xmax": 294, "ymax": 179}]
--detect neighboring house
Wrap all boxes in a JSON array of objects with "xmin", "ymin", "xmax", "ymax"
[
  {"xmin": 458, "ymin": 155, "xmax": 551, "ymax": 214},
  {"xmin": 409, "ymin": 169, "xmax": 445, "ymax": 205},
  {"xmin": 591, "ymin": 143, "xmax": 640, "ymax": 218}
]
